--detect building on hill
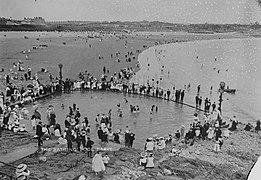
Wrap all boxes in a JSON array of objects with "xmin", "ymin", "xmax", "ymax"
[
  {"xmin": 21, "ymin": 18, "xmax": 33, "ymax": 25},
  {"xmin": 21, "ymin": 17, "xmax": 46, "ymax": 25},
  {"xmin": 32, "ymin": 17, "xmax": 46, "ymax": 25},
  {"xmin": 0, "ymin": 17, "xmax": 7, "ymax": 25},
  {"xmin": 6, "ymin": 20, "xmax": 20, "ymax": 25}
]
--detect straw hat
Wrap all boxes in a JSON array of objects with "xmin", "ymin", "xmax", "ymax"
[
  {"xmin": 70, "ymin": 119, "xmax": 76, "ymax": 126},
  {"xmin": 16, "ymin": 164, "xmax": 30, "ymax": 180},
  {"xmin": 16, "ymin": 164, "xmax": 27, "ymax": 173},
  {"xmin": 16, "ymin": 174, "xmax": 28, "ymax": 180},
  {"xmin": 80, "ymin": 130, "xmax": 87, "ymax": 136}
]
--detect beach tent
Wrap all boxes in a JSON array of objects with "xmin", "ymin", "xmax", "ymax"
[{"xmin": 247, "ymin": 156, "xmax": 261, "ymax": 180}]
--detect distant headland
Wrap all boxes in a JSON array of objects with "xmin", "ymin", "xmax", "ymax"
[{"xmin": 0, "ymin": 16, "xmax": 261, "ymax": 34}]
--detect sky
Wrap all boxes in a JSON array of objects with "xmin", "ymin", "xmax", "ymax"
[{"xmin": 0, "ymin": 0, "xmax": 261, "ymax": 24}]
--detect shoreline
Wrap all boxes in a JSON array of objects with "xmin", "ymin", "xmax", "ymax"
[{"xmin": 1, "ymin": 30, "xmax": 250, "ymax": 99}]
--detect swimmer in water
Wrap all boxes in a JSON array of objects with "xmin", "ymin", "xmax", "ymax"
[{"xmin": 124, "ymin": 98, "xmax": 128, "ymax": 103}]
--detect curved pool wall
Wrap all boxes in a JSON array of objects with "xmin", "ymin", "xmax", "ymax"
[{"xmin": 30, "ymin": 91, "xmax": 197, "ymax": 148}]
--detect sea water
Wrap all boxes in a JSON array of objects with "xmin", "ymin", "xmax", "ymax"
[{"xmin": 131, "ymin": 38, "xmax": 261, "ymax": 124}]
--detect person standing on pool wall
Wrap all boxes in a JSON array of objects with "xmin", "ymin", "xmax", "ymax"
[
  {"xmin": 195, "ymin": 95, "xmax": 199, "ymax": 108},
  {"xmin": 180, "ymin": 90, "xmax": 185, "ymax": 102},
  {"xmin": 198, "ymin": 96, "xmax": 202, "ymax": 108}
]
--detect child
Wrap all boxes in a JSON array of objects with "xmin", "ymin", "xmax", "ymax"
[
  {"xmin": 139, "ymin": 152, "xmax": 147, "ymax": 168},
  {"xmin": 146, "ymin": 153, "xmax": 154, "ymax": 168},
  {"xmin": 102, "ymin": 153, "xmax": 110, "ymax": 166},
  {"xmin": 218, "ymin": 136, "xmax": 224, "ymax": 150},
  {"xmin": 214, "ymin": 139, "xmax": 221, "ymax": 152}
]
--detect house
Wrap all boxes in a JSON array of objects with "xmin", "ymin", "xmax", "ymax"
[
  {"xmin": 21, "ymin": 17, "xmax": 46, "ymax": 25},
  {"xmin": 6, "ymin": 20, "xmax": 20, "ymax": 25},
  {"xmin": 21, "ymin": 18, "xmax": 33, "ymax": 25}
]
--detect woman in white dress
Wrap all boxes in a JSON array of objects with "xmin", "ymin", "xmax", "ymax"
[
  {"xmin": 207, "ymin": 127, "xmax": 214, "ymax": 140},
  {"xmin": 92, "ymin": 151, "xmax": 105, "ymax": 175}
]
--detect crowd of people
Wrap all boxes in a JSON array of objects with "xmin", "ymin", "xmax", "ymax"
[
  {"xmin": 137, "ymin": 111, "xmax": 261, "ymax": 169},
  {"xmin": 0, "ymin": 105, "xmax": 29, "ymax": 134},
  {"xmin": 1, "ymin": 70, "xmax": 62, "ymax": 110}
]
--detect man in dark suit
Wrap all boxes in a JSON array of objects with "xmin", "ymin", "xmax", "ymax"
[
  {"xmin": 36, "ymin": 121, "xmax": 43, "ymax": 147},
  {"xmin": 86, "ymin": 137, "xmax": 94, "ymax": 157}
]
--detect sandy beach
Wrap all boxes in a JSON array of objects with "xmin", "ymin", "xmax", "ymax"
[{"xmin": 0, "ymin": 31, "xmax": 247, "ymax": 92}]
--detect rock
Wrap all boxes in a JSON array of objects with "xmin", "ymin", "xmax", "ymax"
[
  {"xmin": 72, "ymin": 175, "xmax": 90, "ymax": 180},
  {"xmin": 194, "ymin": 151, "xmax": 201, "ymax": 155},
  {"xmin": 137, "ymin": 166, "xmax": 145, "ymax": 171},
  {"xmin": 163, "ymin": 168, "xmax": 172, "ymax": 175},
  {"xmin": 39, "ymin": 156, "xmax": 47, "ymax": 162},
  {"xmin": 157, "ymin": 172, "xmax": 163, "ymax": 176}
]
